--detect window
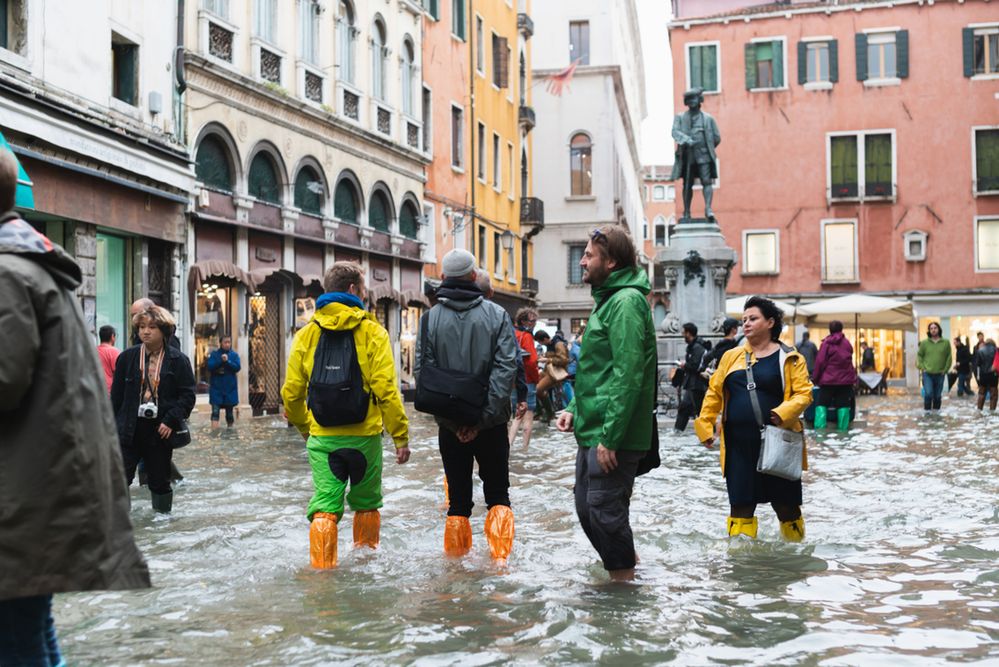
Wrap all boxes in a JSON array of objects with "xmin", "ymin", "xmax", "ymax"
[
  {"xmin": 475, "ymin": 16, "xmax": 484, "ymax": 73},
  {"xmin": 369, "ymin": 191, "xmax": 390, "ymax": 232},
  {"xmin": 451, "ymin": 105, "xmax": 464, "ymax": 168},
  {"xmin": 452, "ymin": 0, "xmax": 465, "ymax": 40},
  {"xmin": 493, "ymin": 231, "xmax": 501, "ymax": 274},
  {"xmin": 477, "ymin": 226, "xmax": 486, "ymax": 267},
  {"xmin": 642, "ymin": 218, "xmax": 648, "ymax": 240},
  {"xmin": 424, "ymin": 0, "xmax": 439, "ymax": 21},
  {"xmin": 507, "ymin": 143, "xmax": 514, "ymax": 197},
  {"xmin": 856, "ymin": 30, "xmax": 908, "ymax": 82},
  {"xmin": 334, "ymin": 179, "xmax": 358, "ymax": 224},
  {"xmin": 568, "ymin": 244, "xmax": 585, "ymax": 284},
  {"xmin": 974, "ymin": 128, "xmax": 999, "ymax": 194},
  {"xmin": 743, "ymin": 230, "xmax": 779, "ymax": 274},
  {"xmin": 569, "ymin": 133, "xmax": 592, "ymax": 196},
  {"xmin": 822, "ymin": 220, "xmax": 858, "ymax": 282},
  {"xmin": 827, "ymin": 131, "xmax": 895, "ymax": 200},
  {"xmin": 745, "ymin": 38, "xmax": 785, "ymax": 89},
  {"xmin": 399, "ymin": 201, "xmax": 419, "ymax": 239},
  {"xmin": 422, "ymin": 86, "xmax": 432, "ymax": 153},
  {"xmin": 654, "ymin": 217, "xmax": 667, "ymax": 246},
  {"xmin": 976, "ymin": 218, "xmax": 999, "ymax": 271},
  {"xmin": 195, "ymin": 136, "xmax": 233, "ymax": 192},
  {"xmin": 205, "ymin": 0, "xmax": 229, "ymax": 19},
  {"xmin": 903, "ymin": 230, "xmax": 927, "ymax": 262},
  {"xmin": 686, "ymin": 42, "xmax": 719, "ymax": 93},
  {"xmin": 569, "ymin": 21, "xmax": 589, "ymax": 65},
  {"xmin": 965, "ymin": 25, "xmax": 999, "ymax": 77},
  {"xmin": 493, "ymin": 133, "xmax": 501, "ymax": 189},
  {"xmin": 337, "ymin": 1, "xmax": 356, "ymax": 84},
  {"xmin": 254, "ymin": 0, "xmax": 277, "ymax": 42},
  {"xmin": 798, "ymin": 39, "xmax": 838, "ymax": 85},
  {"xmin": 477, "ymin": 121, "xmax": 486, "ymax": 181},
  {"xmin": 248, "ymin": 153, "xmax": 281, "ymax": 204},
  {"xmin": 402, "ymin": 39, "xmax": 415, "ymax": 115},
  {"xmin": 299, "ymin": 0, "xmax": 320, "ymax": 64},
  {"xmin": 111, "ymin": 34, "xmax": 139, "ymax": 106},
  {"xmin": 294, "ymin": 167, "xmax": 324, "ymax": 215},
  {"xmin": 492, "ymin": 33, "xmax": 509, "ymax": 88},
  {"xmin": 653, "ymin": 185, "xmax": 665, "ymax": 200},
  {"xmin": 372, "ymin": 19, "xmax": 387, "ymax": 101},
  {"xmin": 666, "ymin": 185, "xmax": 676, "ymax": 201},
  {"xmin": 507, "ymin": 241, "xmax": 515, "ymax": 280}
]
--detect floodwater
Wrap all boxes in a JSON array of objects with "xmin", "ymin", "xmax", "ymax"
[{"xmin": 57, "ymin": 393, "xmax": 998, "ymax": 665}]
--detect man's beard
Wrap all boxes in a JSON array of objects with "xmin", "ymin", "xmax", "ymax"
[{"xmin": 583, "ymin": 264, "xmax": 610, "ymax": 286}]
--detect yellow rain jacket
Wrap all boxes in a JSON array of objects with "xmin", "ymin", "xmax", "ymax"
[
  {"xmin": 282, "ymin": 302, "xmax": 409, "ymax": 447},
  {"xmin": 694, "ymin": 342, "xmax": 813, "ymax": 475}
]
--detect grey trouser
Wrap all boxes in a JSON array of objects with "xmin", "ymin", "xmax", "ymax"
[{"xmin": 574, "ymin": 446, "xmax": 644, "ymax": 571}]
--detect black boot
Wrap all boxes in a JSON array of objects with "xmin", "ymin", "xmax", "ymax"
[{"xmin": 151, "ymin": 491, "xmax": 173, "ymax": 513}]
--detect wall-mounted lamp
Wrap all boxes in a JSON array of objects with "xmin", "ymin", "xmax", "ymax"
[{"xmin": 500, "ymin": 229, "xmax": 515, "ymax": 251}]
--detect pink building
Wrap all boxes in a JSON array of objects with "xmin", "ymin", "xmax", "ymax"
[
  {"xmin": 642, "ymin": 165, "xmax": 677, "ymax": 325},
  {"xmin": 669, "ymin": 0, "xmax": 999, "ymax": 381}
]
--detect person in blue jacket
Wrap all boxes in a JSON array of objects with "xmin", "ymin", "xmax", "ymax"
[{"xmin": 207, "ymin": 335, "xmax": 240, "ymax": 427}]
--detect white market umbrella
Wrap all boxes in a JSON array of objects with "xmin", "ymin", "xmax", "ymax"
[
  {"xmin": 801, "ymin": 294, "xmax": 915, "ymax": 331},
  {"xmin": 725, "ymin": 295, "xmax": 812, "ymax": 324}
]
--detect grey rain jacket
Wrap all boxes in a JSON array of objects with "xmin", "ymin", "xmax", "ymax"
[{"xmin": 416, "ymin": 279, "xmax": 518, "ymax": 432}]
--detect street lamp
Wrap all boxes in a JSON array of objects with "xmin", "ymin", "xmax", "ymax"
[{"xmin": 500, "ymin": 229, "xmax": 515, "ymax": 250}]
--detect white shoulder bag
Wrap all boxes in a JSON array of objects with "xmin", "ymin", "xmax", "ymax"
[{"xmin": 745, "ymin": 351, "xmax": 804, "ymax": 481}]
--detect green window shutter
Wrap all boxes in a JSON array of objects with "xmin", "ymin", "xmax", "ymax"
[
  {"xmin": 248, "ymin": 154, "xmax": 280, "ymax": 204},
  {"xmin": 744, "ymin": 42, "xmax": 757, "ymax": 89},
  {"xmin": 855, "ymin": 33, "xmax": 868, "ymax": 81},
  {"xmin": 690, "ymin": 46, "xmax": 703, "ymax": 90},
  {"xmin": 829, "ymin": 39, "xmax": 839, "ymax": 82},
  {"xmin": 195, "ymin": 137, "xmax": 233, "ymax": 191},
  {"xmin": 369, "ymin": 193, "xmax": 389, "ymax": 231},
  {"xmin": 294, "ymin": 169, "xmax": 323, "ymax": 215},
  {"xmin": 430, "ymin": 0, "xmax": 439, "ymax": 21},
  {"xmin": 977, "ymin": 129, "xmax": 999, "ymax": 192},
  {"xmin": 864, "ymin": 134, "xmax": 893, "ymax": 197},
  {"xmin": 896, "ymin": 29, "xmax": 909, "ymax": 78},
  {"xmin": 399, "ymin": 203, "xmax": 418, "ymax": 239},
  {"xmin": 797, "ymin": 41, "xmax": 807, "ymax": 84},
  {"xmin": 704, "ymin": 44, "xmax": 718, "ymax": 91},
  {"xmin": 0, "ymin": 1, "xmax": 8, "ymax": 50},
  {"xmin": 773, "ymin": 39, "xmax": 784, "ymax": 86},
  {"xmin": 334, "ymin": 181, "xmax": 357, "ymax": 224},
  {"xmin": 831, "ymin": 136, "xmax": 858, "ymax": 198},
  {"xmin": 963, "ymin": 27, "xmax": 975, "ymax": 77}
]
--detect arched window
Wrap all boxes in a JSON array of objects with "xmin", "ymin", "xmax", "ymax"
[
  {"xmin": 337, "ymin": 1, "xmax": 355, "ymax": 84},
  {"xmin": 294, "ymin": 166, "xmax": 324, "ymax": 215},
  {"xmin": 334, "ymin": 179, "xmax": 358, "ymax": 224},
  {"xmin": 399, "ymin": 200, "xmax": 419, "ymax": 239},
  {"xmin": 654, "ymin": 216, "xmax": 668, "ymax": 246},
  {"xmin": 642, "ymin": 217, "xmax": 649, "ymax": 241},
  {"xmin": 570, "ymin": 133, "xmax": 592, "ymax": 196},
  {"xmin": 195, "ymin": 136, "xmax": 233, "ymax": 192},
  {"xmin": 248, "ymin": 152, "xmax": 281, "ymax": 204},
  {"xmin": 368, "ymin": 190, "xmax": 390, "ymax": 232},
  {"xmin": 401, "ymin": 39, "xmax": 415, "ymax": 116},
  {"xmin": 371, "ymin": 18, "xmax": 387, "ymax": 101}
]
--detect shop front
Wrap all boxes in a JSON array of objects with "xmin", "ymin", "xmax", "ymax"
[{"xmin": 399, "ymin": 261, "xmax": 430, "ymax": 386}]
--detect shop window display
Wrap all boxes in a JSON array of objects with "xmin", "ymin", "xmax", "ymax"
[
  {"xmin": 195, "ymin": 284, "xmax": 230, "ymax": 393},
  {"xmin": 399, "ymin": 305, "xmax": 421, "ymax": 385},
  {"xmin": 248, "ymin": 292, "xmax": 282, "ymax": 415}
]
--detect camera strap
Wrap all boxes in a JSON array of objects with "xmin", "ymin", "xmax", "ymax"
[{"xmin": 139, "ymin": 345, "xmax": 164, "ymax": 403}]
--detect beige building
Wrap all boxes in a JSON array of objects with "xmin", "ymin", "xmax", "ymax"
[{"xmin": 183, "ymin": 0, "xmax": 431, "ymax": 413}]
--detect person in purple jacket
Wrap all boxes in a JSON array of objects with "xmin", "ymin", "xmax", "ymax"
[{"xmin": 812, "ymin": 320, "xmax": 858, "ymax": 430}]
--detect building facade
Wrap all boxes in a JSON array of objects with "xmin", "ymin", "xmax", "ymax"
[
  {"xmin": 184, "ymin": 0, "xmax": 430, "ymax": 413},
  {"xmin": 641, "ymin": 164, "xmax": 677, "ymax": 327},
  {"xmin": 1, "ymin": 0, "xmax": 193, "ymax": 342},
  {"xmin": 530, "ymin": 0, "xmax": 647, "ymax": 335},
  {"xmin": 669, "ymin": 0, "xmax": 999, "ymax": 384}
]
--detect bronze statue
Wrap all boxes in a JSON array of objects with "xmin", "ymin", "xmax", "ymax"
[{"xmin": 671, "ymin": 88, "xmax": 720, "ymax": 222}]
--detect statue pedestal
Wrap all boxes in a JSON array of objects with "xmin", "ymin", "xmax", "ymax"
[{"xmin": 654, "ymin": 219, "xmax": 736, "ymax": 362}]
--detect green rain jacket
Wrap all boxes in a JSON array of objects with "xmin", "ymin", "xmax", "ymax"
[{"xmin": 565, "ymin": 267, "xmax": 657, "ymax": 451}]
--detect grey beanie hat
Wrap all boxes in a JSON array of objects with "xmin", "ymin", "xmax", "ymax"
[{"xmin": 441, "ymin": 249, "xmax": 476, "ymax": 277}]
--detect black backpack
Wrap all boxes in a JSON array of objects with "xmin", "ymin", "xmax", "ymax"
[{"xmin": 307, "ymin": 324, "xmax": 370, "ymax": 427}]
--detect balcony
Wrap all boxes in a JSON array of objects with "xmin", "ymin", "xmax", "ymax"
[
  {"xmin": 520, "ymin": 277, "xmax": 539, "ymax": 297},
  {"xmin": 520, "ymin": 197, "xmax": 544, "ymax": 238},
  {"xmin": 519, "ymin": 104, "xmax": 535, "ymax": 132},
  {"xmin": 517, "ymin": 13, "xmax": 534, "ymax": 39}
]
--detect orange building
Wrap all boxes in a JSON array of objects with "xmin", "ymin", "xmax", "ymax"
[{"xmin": 642, "ymin": 164, "xmax": 677, "ymax": 325}]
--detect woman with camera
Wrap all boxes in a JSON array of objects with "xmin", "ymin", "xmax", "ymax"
[
  {"xmin": 694, "ymin": 296, "xmax": 813, "ymax": 541},
  {"xmin": 111, "ymin": 306, "xmax": 196, "ymax": 513}
]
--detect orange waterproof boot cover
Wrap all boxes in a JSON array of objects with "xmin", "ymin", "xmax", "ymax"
[
  {"xmin": 310, "ymin": 512, "xmax": 339, "ymax": 569},
  {"xmin": 444, "ymin": 516, "xmax": 473, "ymax": 557},
  {"xmin": 353, "ymin": 509, "xmax": 381, "ymax": 549},
  {"xmin": 484, "ymin": 506, "xmax": 515, "ymax": 562}
]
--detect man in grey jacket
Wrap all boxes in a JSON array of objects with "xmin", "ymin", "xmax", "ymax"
[{"xmin": 417, "ymin": 249, "xmax": 518, "ymax": 562}]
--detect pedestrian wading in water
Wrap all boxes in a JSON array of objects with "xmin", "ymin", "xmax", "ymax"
[
  {"xmin": 695, "ymin": 296, "xmax": 813, "ymax": 541},
  {"xmin": 812, "ymin": 320, "xmax": 858, "ymax": 431},
  {"xmin": 917, "ymin": 322, "xmax": 951, "ymax": 411},
  {"xmin": 282, "ymin": 261, "xmax": 410, "ymax": 569}
]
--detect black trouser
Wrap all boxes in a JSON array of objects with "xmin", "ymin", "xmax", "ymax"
[
  {"xmin": 211, "ymin": 404, "xmax": 235, "ymax": 425},
  {"xmin": 122, "ymin": 419, "xmax": 175, "ymax": 495},
  {"xmin": 674, "ymin": 387, "xmax": 705, "ymax": 431},
  {"xmin": 439, "ymin": 424, "xmax": 510, "ymax": 517},
  {"xmin": 574, "ymin": 446, "xmax": 644, "ymax": 571}
]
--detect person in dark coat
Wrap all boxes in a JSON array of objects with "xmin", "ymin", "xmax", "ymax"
[
  {"xmin": 797, "ymin": 331, "xmax": 818, "ymax": 379},
  {"xmin": 674, "ymin": 322, "xmax": 711, "ymax": 432},
  {"xmin": 954, "ymin": 337, "xmax": 973, "ymax": 397},
  {"xmin": 702, "ymin": 318, "xmax": 741, "ymax": 374},
  {"xmin": 207, "ymin": 335, "xmax": 241, "ymax": 427},
  {"xmin": 112, "ymin": 306, "xmax": 196, "ymax": 513},
  {"xmin": 0, "ymin": 150, "xmax": 149, "ymax": 665},
  {"xmin": 972, "ymin": 338, "xmax": 998, "ymax": 411},
  {"xmin": 812, "ymin": 320, "xmax": 858, "ymax": 430}
]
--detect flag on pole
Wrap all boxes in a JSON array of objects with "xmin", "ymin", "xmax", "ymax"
[{"xmin": 545, "ymin": 58, "xmax": 581, "ymax": 97}]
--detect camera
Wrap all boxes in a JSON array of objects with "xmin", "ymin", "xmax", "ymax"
[{"xmin": 138, "ymin": 402, "xmax": 158, "ymax": 419}]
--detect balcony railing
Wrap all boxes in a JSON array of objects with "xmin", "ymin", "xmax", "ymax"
[
  {"xmin": 519, "ymin": 104, "xmax": 535, "ymax": 132},
  {"xmin": 517, "ymin": 13, "xmax": 534, "ymax": 39},
  {"xmin": 520, "ymin": 197, "xmax": 544, "ymax": 238},
  {"xmin": 520, "ymin": 277, "xmax": 539, "ymax": 296}
]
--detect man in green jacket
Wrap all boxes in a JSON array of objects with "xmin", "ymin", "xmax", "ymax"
[
  {"xmin": 556, "ymin": 225, "xmax": 656, "ymax": 581},
  {"xmin": 916, "ymin": 321, "xmax": 952, "ymax": 411}
]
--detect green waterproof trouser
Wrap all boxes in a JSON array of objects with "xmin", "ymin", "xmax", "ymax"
[{"xmin": 306, "ymin": 434, "xmax": 383, "ymax": 520}]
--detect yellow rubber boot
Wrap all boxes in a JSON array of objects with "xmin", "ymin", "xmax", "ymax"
[
  {"xmin": 353, "ymin": 509, "xmax": 381, "ymax": 549},
  {"xmin": 726, "ymin": 516, "xmax": 758, "ymax": 539},
  {"xmin": 310, "ymin": 512, "xmax": 339, "ymax": 569},
  {"xmin": 780, "ymin": 516, "xmax": 805, "ymax": 542},
  {"xmin": 484, "ymin": 506, "xmax": 515, "ymax": 562},
  {"xmin": 444, "ymin": 516, "xmax": 473, "ymax": 557}
]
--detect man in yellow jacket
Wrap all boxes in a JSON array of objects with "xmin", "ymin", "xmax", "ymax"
[{"xmin": 282, "ymin": 261, "xmax": 410, "ymax": 568}]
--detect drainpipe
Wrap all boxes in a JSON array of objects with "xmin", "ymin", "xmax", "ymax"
[{"xmin": 174, "ymin": 0, "xmax": 187, "ymax": 142}]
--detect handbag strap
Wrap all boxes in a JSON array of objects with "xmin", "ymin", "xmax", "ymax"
[{"xmin": 744, "ymin": 351, "xmax": 766, "ymax": 431}]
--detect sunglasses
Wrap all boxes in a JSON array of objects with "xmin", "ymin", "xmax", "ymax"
[{"xmin": 590, "ymin": 228, "xmax": 608, "ymax": 244}]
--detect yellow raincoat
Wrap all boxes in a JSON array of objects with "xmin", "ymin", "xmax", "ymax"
[
  {"xmin": 282, "ymin": 302, "xmax": 409, "ymax": 447},
  {"xmin": 694, "ymin": 342, "xmax": 813, "ymax": 475}
]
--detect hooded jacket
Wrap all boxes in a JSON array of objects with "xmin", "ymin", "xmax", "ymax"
[
  {"xmin": 564, "ymin": 267, "xmax": 656, "ymax": 451},
  {"xmin": 682, "ymin": 336, "xmax": 711, "ymax": 391},
  {"xmin": 207, "ymin": 347, "xmax": 241, "ymax": 406},
  {"xmin": 282, "ymin": 298, "xmax": 409, "ymax": 445},
  {"xmin": 0, "ymin": 214, "xmax": 150, "ymax": 600},
  {"xmin": 416, "ymin": 278, "xmax": 518, "ymax": 432},
  {"xmin": 813, "ymin": 332, "xmax": 858, "ymax": 387},
  {"xmin": 694, "ymin": 342, "xmax": 813, "ymax": 475}
]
